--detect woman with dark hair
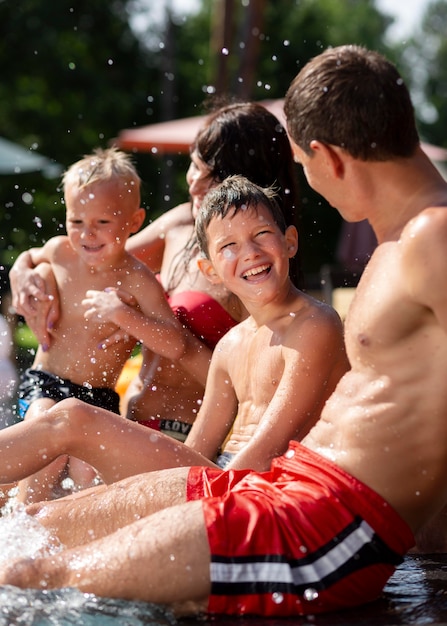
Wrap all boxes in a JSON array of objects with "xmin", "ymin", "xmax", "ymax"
[{"xmin": 11, "ymin": 101, "xmax": 302, "ymax": 440}]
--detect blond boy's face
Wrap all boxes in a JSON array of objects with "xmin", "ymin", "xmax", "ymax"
[
  {"xmin": 65, "ymin": 178, "xmax": 144, "ymax": 268},
  {"xmin": 199, "ymin": 203, "xmax": 297, "ymax": 304}
]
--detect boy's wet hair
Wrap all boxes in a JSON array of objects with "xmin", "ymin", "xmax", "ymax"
[
  {"xmin": 285, "ymin": 44, "xmax": 419, "ymax": 161},
  {"xmin": 196, "ymin": 175, "xmax": 287, "ymax": 259},
  {"xmin": 62, "ymin": 146, "xmax": 141, "ymax": 194}
]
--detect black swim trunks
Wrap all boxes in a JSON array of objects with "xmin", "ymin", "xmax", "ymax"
[{"xmin": 17, "ymin": 368, "xmax": 120, "ymax": 420}]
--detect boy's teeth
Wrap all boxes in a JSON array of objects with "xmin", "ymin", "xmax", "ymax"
[{"xmin": 244, "ymin": 264, "xmax": 269, "ymax": 278}]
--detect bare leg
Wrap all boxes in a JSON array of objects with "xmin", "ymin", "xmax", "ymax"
[
  {"xmin": 26, "ymin": 466, "xmax": 192, "ymax": 548},
  {"xmin": 0, "ymin": 398, "xmax": 216, "ymax": 486},
  {"xmin": 17, "ymin": 398, "xmax": 70, "ymax": 504},
  {"xmin": 0, "ymin": 499, "xmax": 210, "ymax": 616}
]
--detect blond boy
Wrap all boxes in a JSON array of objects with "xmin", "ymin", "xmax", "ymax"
[{"xmin": 16, "ymin": 147, "xmax": 209, "ymax": 502}]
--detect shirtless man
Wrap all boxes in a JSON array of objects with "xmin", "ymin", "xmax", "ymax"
[{"xmin": 2, "ymin": 44, "xmax": 447, "ymax": 618}]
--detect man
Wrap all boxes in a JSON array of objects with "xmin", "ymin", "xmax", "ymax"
[{"xmin": 2, "ymin": 44, "xmax": 447, "ymax": 618}]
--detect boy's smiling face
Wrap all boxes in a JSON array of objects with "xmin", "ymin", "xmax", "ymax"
[
  {"xmin": 65, "ymin": 178, "xmax": 144, "ymax": 269},
  {"xmin": 198, "ymin": 202, "xmax": 297, "ymax": 304}
]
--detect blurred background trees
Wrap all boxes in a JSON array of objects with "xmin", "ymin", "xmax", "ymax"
[{"xmin": 0, "ymin": 0, "xmax": 446, "ymax": 279}]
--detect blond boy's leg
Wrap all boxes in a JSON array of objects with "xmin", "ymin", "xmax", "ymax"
[{"xmin": 17, "ymin": 398, "xmax": 69, "ymax": 504}]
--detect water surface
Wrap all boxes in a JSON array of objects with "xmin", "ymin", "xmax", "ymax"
[{"xmin": 1, "ymin": 554, "xmax": 446, "ymax": 625}]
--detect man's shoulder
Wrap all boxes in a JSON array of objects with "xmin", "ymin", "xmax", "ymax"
[{"xmin": 402, "ymin": 206, "xmax": 447, "ymax": 250}]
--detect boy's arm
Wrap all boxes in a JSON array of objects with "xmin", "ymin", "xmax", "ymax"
[
  {"xmin": 185, "ymin": 338, "xmax": 238, "ymax": 460},
  {"xmin": 9, "ymin": 243, "xmax": 61, "ymax": 347},
  {"xmin": 226, "ymin": 311, "xmax": 348, "ymax": 472},
  {"xmin": 83, "ymin": 268, "xmax": 212, "ymax": 384}
]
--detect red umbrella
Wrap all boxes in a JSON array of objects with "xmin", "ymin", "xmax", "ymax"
[{"xmin": 114, "ymin": 99, "xmax": 287, "ymax": 154}]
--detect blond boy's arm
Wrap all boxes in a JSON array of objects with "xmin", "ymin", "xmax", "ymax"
[{"xmin": 83, "ymin": 267, "xmax": 212, "ymax": 384}]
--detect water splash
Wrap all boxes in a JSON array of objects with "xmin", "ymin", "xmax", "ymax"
[
  {"xmin": 0, "ymin": 505, "xmax": 62, "ymax": 566},
  {"xmin": 0, "ymin": 586, "xmax": 177, "ymax": 625},
  {"xmin": 0, "ymin": 506, "xmax": 177, "ymax": 624}
]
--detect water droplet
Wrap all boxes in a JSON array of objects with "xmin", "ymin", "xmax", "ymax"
[
  {"xmin": 272, "ymin": 592, "xmax": 284, "ymax": 604},
  {"xmin": 304, "ymin": 588, "xmax": 319, "ymax": 602}
]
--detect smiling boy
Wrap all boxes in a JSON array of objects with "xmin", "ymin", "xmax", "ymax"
[
  {"xmin": 186, "ymin": 174, "xmax": 348, "ymax": 470},
  {"xmin": 15, "ymin": 147, "xmax": 210, "ymax": 502}
]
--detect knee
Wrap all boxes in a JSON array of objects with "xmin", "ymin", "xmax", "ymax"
[
  {"xmin": 44, "ymin": 398, "xmax": 94, "ymax": 437},
  {"xmin": 48, "ymin": 398, "xmax": 91, "ymax": 422}
]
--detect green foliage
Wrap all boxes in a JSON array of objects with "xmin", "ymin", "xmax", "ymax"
[
  {"xmin": 254, "ymin": 0, "xmax": 393, "ymax": 100},
  {"xmin": 0, "ymin": 0, "xmax": 160, "ymax": 266},
  {"xmin": 397, "ymin": 0, "xmax": 447, "ymax": 148},
  {"xmin": 0, "ymin": 0, "xmax": 445, "ymax": 280}
]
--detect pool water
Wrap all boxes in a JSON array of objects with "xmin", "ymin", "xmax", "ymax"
[
  {"xmin": 0, "ymin": 554, "xmax": 447, "ymax": 625},
  {"xmin": 1, "ymin": 506, "xmax": 447, "ymax": 625}
]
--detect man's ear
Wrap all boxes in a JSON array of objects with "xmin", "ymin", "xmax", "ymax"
[
  {"xmin": 309, "ymin": 140, "xmax": 345, "ymax": 178},
  {"xmin": 197, "ymin": 257, "xmax": 223, "ymax": 284},
  {"xmin": 285, "ymin": 225, "xmax": 298, "ymax": 258},
  {"xmin": 130, "ymin": 207, "xmax": 146, "ymax": 234}
]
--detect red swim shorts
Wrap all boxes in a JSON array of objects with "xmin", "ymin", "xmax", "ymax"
[{"xmin": 186, "ymin": 442, "xmax": 414, "ymax": 617}]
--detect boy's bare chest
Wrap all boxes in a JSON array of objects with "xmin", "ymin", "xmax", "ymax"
[
  {"xmin": 230, "ymin": 327, "xmax": 284, "ymax": 402},
  {"xmin": 54, "ymin": 265, "xmax": 125, "ymax": 332}
]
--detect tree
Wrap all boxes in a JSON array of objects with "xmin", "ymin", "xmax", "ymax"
[
  {"xmin": 169, "ymin": 0, "xmax": 394, "ymax": 274},
  {"xmin": 396, "ymin": 0, "xmax": 447, "ymax": 148},
  {"xmin": 0, "ymin": 0, "xmax": 159, "ymax": 266}
]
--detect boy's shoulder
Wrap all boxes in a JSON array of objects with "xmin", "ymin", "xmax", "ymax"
[
  {"xmin": 43, "ymin": 235, "xmax": 73, "ymax": 260},
  {"xmin": 279, "ymin": 290, "xmax": 344, "ymax": 343}
]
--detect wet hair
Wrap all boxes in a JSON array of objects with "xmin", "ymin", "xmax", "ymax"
[
  {"xmin": 62, "ymin": 147, "xmax": 141, "ymax": 196},
  {"xmin": 196, "ymin": 175, "xmax": 287, "ymax": 260},
  {"xmin": 284, "ymin": 45, "xmax": 420, "ymax": 161}
]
